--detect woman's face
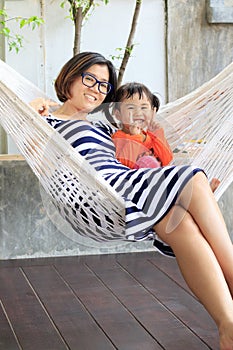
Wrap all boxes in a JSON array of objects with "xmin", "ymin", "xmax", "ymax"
[{"xmin": 68, "ymin": 64, "xmax": 110, "ymax": 114}]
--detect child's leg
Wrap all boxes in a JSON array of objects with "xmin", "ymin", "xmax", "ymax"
[{"xmin": 134, "ymin": 155, "xmax": 161, "ymax": 169}]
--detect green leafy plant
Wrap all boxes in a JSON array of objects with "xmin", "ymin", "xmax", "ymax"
[{"xmin": 0, "ymin": 9, "xmax": 44, "ymax": 53}]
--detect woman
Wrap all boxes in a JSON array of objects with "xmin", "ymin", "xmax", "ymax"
[{"xmin": 32, "ymin": 51, "xmax": 233, "ymax": 350}]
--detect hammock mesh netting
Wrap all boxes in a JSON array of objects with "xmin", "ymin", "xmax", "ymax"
[{"xmin": 0, "ymin": 60, "xmax": 232, "ymax": 241}]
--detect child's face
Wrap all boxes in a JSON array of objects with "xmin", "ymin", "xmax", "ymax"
[{"xmin": 115, "ymin": 92, "xmax": 155, "ymax": 132}]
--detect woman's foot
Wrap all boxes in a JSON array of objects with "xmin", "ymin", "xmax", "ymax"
[
  {"xmin": 219, "ymin": 320, "xmax": 233, "ymax": 350},
  {"xmin": 210, "ymin": 178, "xmax": 221, "ymax": 192}
]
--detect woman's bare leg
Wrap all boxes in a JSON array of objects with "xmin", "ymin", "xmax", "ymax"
[
  {"xmin": 177, "ymin": 172, "xmax": 233, "ymax": 293},
  {"xmin": 154, "ymin": 172, "xmax": 233, "ymax": 349}
]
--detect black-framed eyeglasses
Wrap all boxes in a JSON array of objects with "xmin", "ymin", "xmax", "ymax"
[{"xmin": 81, "ymin": 73, "xmax": 112, "ymax": 95}]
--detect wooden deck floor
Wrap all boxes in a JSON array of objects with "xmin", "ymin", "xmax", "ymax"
[{"xmin": 0, "ymin": 251, "xmax": 218, "ymax": 350}]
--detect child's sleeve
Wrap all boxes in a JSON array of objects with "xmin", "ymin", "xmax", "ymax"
[{"xmin": 147, "ymin": 129, "xmax": 173, "ymax": 166}]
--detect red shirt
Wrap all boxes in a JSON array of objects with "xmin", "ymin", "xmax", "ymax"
[{"xmin": 112, "ymin": 128, "xmax": 173, "ymax": 169}]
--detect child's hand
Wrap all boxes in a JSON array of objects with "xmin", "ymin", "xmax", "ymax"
[
  {"xmin": 129, "ymin": 123, "xmax": 142, "ymax": 135},
  {"xmin": 148, "ymin": 120, "xmax": 161, "ymax": 132},
  {"xmin": 29, "ymin": 98, "xmax": 59, "ymax": 116}
]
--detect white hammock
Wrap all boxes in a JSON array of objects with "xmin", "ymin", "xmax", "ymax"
[{"xmin": 0, "ymin": 59, "xmax": 232, "ymax": 242}]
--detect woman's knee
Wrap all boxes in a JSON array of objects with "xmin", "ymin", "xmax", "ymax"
[
  {"xmin": 177, "ymin": 171, "xmax": 210, "ymax": 210},
  {"xmin": 154, "ymin": 204, "xmax": 197, "ymax": 245},
  {"xmin": 193, "ymin": 171, "xmax": 210, "ymax": 188}
]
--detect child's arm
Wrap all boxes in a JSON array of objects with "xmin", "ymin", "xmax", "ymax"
[
  {"xmin": 148, "ymin": 120, "xmax": 161, "ymax": 133},
  {"xmin": 146, "ymin": 126, "xmax": 173, "ymax": 166},
  {"xmin": 148, "ymin": 122, "xmax": 172, "ymax": 153}
]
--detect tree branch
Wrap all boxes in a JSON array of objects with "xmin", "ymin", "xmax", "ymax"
[
  {"xmin": 117, "ymin": 0, "xmax": 142, "ymax": 87},
  {"xmin": 83, "ymin": 0, "xmax": 94, "ymax": 18},
  {"xmin": 73, "ymin": 6, "xmax": 83, "ymax": 55}
]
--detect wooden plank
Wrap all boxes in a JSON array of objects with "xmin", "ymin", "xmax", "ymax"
[
  {"xmin": 129, "ymin": 252, "xmax": 191, "ymax": 294},
  {"xmin": 0, "ymin": 302, "xmax": 20, "ymax": 350},
  {"xmin": 55, "ymin": 258, "xmax": 163, "ymax": 350},
  {"xmin": 82, "ymin": 254, "xmax": 211, "ymax": 350},
  {"xmin": 0, "ymin": 256, "xmax": 69, "ymax": 268},
  {"xmin": 0, "ymin": 253, "xmax": 221, "ymax": 349},
  {"xmin": 147, "ymin": 253, "xmax": 193, "ymax": 293},
  {"xmin": 0, "ymin": 155, "xmax": 24, "ymax": 161},
  {"xmin": 0, "ymin": 267, "xmax": 68, "ymax": 350},
  {"xmin": 117, "ymin": 252, "xmax": 219, "ymax": 350},
  {"xmin": 23, "ymin": 265, "xmax": 116, "ymax": 350}
]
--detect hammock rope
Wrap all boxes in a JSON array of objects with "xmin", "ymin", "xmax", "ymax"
[
  {"xmin": 0, "ymin": 59, "xmax": 232, "ymax": 241},
  {"xmin": 158, "ymin": 63, "xmax": 233, "ymax": 199}
]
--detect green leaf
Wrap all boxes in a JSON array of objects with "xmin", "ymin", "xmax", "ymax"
[
  {"xmin": 2, "ymin": 27, "xmax": 10, "ymax": 36},
  {"xmin": 0, "ymin": 9, "xmax": 8, "ymax": 18},
  {"xmin": 19, "ymin": 19, "xmax": 27, "ymax": 28},
  {"xmin": 0, "ymin": 10, "xmax": 44, "ymax": 53}
]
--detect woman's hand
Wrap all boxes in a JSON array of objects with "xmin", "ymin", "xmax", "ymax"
[{"xmin": 29, "ymin": 98, "xmax": 59, "ymax": 116}]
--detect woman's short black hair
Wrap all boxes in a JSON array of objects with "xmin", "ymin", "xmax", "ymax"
[{"xmin": 55, "ymin": 52, "xmax": 117, "ymax": 111}]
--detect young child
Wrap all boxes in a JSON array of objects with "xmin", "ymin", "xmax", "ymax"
[
  {"xmin": 111, "ymin": 82, "xmax": 220, "ymax": 191},
  {"xmin": 112, "ymin": 82, "xmax": 173, "ymax": 169}
]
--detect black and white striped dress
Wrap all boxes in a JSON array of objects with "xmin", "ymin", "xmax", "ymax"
[{"xmin": 46, "ymin": 117, "xmax": 203, "ymax": 257}]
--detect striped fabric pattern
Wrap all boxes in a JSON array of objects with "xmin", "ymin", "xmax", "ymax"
[{"xmin": 46, "ymin": 117, "xmax": 203, "ymax": 257}]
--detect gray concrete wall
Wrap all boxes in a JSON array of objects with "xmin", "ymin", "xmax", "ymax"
[
  {"xmin": 0, "ymin": 158, "xmax": 154, "ymax": 259},
  {"xmin": 167, "ymin": 0, "xmax": 233, "ymax": 101},
  {"xmin": 219, "ymin": 183, "xmax": 233, "ymax": 238}
]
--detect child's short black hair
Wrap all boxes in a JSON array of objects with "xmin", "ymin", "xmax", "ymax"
[{"xmin": 114, "ymin": 82, "xmax": 160, "ymax": 111}]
